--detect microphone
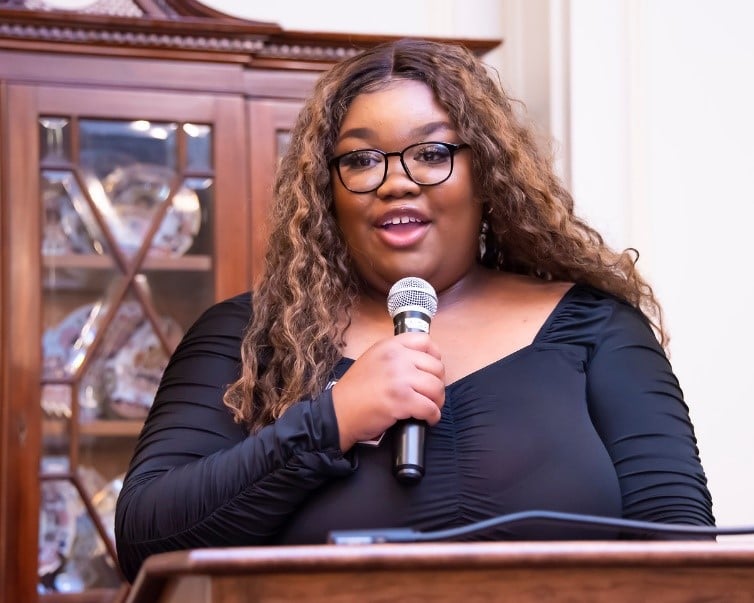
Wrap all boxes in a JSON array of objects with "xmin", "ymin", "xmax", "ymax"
[
  {"xmin": 328, "ymin": 509, "xmax": 754, "ymax": 544},
  {"xmin": 387, "ymin": 277, "xmax": 439, "ymax": 484}
]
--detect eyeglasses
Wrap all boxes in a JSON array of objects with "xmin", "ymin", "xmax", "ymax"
[{"xmin": 329, "ymin": 141, "xmax": 469, "ymax": 194}]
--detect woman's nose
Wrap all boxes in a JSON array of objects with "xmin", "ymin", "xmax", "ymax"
[{"xmin": 376, "ymin": 156, "xmax": 420, "ymax": 198}]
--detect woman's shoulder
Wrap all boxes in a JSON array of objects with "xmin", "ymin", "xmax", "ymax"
[
  {"xmin": 531, "ymin": 281, "xmax": 651, "ymax": 347},
  {"xmin": 182, "ymin": 290, "xmax": 253, "ymax": 341},
  {"xmin": 210, "ymin": 290, "xmax": 253, "ymax": 316}
]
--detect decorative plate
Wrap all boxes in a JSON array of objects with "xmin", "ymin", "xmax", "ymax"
[
  {"xmin": 42, "ymin": 299, "xmax": 182, "ymax": 420},
  {"xmin": 64, "ymin": 474, "xmax": 124, "ymax": 590},
  {"xmin": 38, "ymin": 459, "xmax": 123, "ymax": 592},
  {"xmin": 42, "ymin": 172, "xmax": 106, "ymax": 256},
  {"xmin": 94, "ymin": 164, "xmax": 202, "ymax": 257},
  {"xmin": 103, "ymin": 315, "xmax": 183, "ymax": 419},
  {"xmin": 39, "ymin": 463, "xmax": 79, "ymax": 579},
  {"xmin": 42, "ymin": 301, "xmax": 109, "ymax": 420}
]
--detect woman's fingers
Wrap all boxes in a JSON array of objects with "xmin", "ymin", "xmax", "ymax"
[{"xmin": 331, "ymin": 333, "xmax": 445, "ymax": 450}]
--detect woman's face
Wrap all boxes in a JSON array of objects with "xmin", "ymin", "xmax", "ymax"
[{"xmin": 331, "ymin": 79, "xmax": 482, "ymax": 296}]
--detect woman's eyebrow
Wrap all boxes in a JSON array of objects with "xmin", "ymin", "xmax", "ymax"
[
  {"xmin": 409, "ymin": 121, "xmax": 454, "ymax": 138},
  {"xmin": 336, "ymin": 126, "xmax": 375, "ymax": 142}
]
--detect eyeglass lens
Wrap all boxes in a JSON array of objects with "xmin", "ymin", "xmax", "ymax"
[{"xmin": 336, "ymin": 142, "xmax": 458, "ymax": 193}]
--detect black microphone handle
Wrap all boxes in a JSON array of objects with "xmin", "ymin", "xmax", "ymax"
[
  {"xmin": 392, "ymin": 308, "xmax": 432, "ymax": 484},
  {"xmin": 393, "ymin": 419, "xmax": 426, "ymax": 482}
]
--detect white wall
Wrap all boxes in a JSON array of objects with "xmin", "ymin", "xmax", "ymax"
[
  {"xmin": 201, "ymin": 0, "xmax": 754, "ymax": 531},
  {"xmin": 201, "ymin": 0, "xmax": 505, "ymax": 39}
]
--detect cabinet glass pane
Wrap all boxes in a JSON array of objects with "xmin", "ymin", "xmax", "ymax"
[
  {"xmin": 276, "ymin": 130, "xmax": 292, "ymax": 160},
  {"xmin": 39, "ymin": 117, "xmax": 72, "ymax": 164},
  {"xmin": 80, "ymin": 119, "xmax": 177, "ymax": 174},
  {"xmin": 39, "ymin": 467, "xmax": 121, "ymax": 595},
  {"xmin": 42, "ymin": 170, "xmax": 108, "ymax": 256},
  {"xmin": 184, "ymin": 123, "xmax": 212, "ymax": 172},
  {"xmin": 39, "ymin": 113, "xmax": 216, "ymax": 596}
]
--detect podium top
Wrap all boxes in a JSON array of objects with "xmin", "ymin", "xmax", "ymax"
[{"xmin": 126, "ymin": 540, "xmax": 754, "ymax": 603}]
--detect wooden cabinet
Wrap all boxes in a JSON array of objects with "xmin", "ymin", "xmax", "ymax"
[{"xmin": 0, "ymin": 3, "xmax": 499, "ymax": 601}]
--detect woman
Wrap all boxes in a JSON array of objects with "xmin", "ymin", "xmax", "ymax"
[{"xmin": 115, "ymin": 39, "xmax": 714, "ymax": 582}]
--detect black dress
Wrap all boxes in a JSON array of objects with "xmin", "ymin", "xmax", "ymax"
[{"xmin": 115, "ymin": 285, "xmax": 714, "ymax": 582}]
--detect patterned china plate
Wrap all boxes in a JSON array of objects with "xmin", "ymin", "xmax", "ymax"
[
  {"xmin": 42, "ymin": 299, "xmax": 182, "ymax": 420},
  {"xmin": 94, "ymin": 164, "xmax": 202, "ymax": 257}
]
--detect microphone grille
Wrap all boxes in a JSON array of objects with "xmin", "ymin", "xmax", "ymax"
[{"xmin": 387, "ymin": 277, "xmax": 438, "ymax": 319}]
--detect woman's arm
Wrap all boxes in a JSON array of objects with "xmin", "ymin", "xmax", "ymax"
[
  {"xmin": 585, "ymin": 300, "xmax": 715, "ymax": 530},
  {"xmin": 114, "ymin": 294, "xmax": 355, "ymax": 582}
]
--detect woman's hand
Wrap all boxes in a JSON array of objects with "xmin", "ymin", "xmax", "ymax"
[{"xmin": 331, "ymin": 332, "xmax": 446, "ymax": 451}]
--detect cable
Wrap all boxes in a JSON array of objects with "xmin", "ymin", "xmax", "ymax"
[{"xmin": 328, "ymin": 510, "xmax": 754, "ymax": 544}]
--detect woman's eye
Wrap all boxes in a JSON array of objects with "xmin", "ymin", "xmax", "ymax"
[
  {"xmin": 341, "ymin": 151, "xmax": 382, "ymax": 170},
  {"xmin": 414, "ymin": 145, "xmax": 451, "ymax": 164}
]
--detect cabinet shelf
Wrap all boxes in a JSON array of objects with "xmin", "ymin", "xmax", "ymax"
[
  {"xmin": 43, "ymin": 419, "xmax": 143, "ymax": 438},
  {"xmin": 43, "ymin": 254, "xmax": 212, "ymax": 271},
  {"xmin": 40, "ymin": 587, "xmax": 123, "ymax": 603}
]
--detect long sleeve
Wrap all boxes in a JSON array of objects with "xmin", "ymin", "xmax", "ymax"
[
  {"xmin": 584, "ymin": 298, "xmax": 715, "ymax": 529},
  {"xmin": 114, "ymin": 293, "xmax": 356, "ymax": 582}
]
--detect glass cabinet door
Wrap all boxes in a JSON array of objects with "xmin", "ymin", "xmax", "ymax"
[
  {"xmin": 39, "ymin": 115, "xmax": 215, "ymax": 595},
  {"xmin": 6, "ymin": 85, "xmax": 249, "ymax": 601}
]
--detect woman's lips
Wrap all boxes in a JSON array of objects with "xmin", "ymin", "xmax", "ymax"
[{"xmin": 374, "ymin": 220, "xmax": 430, "ymax": 248}]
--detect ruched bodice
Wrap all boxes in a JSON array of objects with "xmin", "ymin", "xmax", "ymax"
[{"xmin": 276, "ymin": 285, "xmax": 712, "ymax": 542}]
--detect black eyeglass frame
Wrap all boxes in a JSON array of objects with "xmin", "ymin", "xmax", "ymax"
[{"xmin": 329, "ymin": 141, "xmax": 470, "ymax": 194}]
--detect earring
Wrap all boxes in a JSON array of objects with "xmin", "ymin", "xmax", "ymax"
[{"xmin": 479, "ymin": 219, "xmax": 489, "ymax": 260}]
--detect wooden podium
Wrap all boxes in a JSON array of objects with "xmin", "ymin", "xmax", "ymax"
[{"xmin": 125, "ymin": 541, "xmax": 754, "ymax": 602}]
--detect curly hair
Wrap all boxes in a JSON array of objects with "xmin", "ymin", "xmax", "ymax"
[{"xmin": 223, "ymin": 38, "xmax": 665, "ymax": 432}]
